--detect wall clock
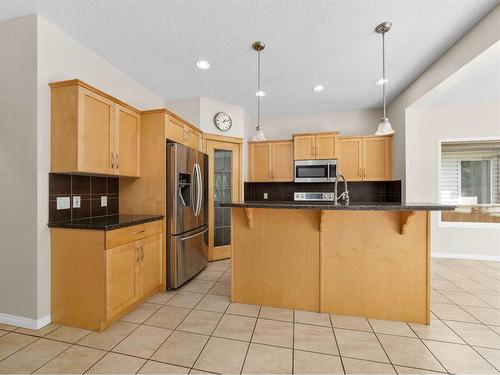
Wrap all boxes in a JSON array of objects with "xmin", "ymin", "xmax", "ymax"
[{"xmin": 214, "ymin": 112, "xmax": 232, "ymax": 131}]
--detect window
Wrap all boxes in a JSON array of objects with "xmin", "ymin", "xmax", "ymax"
[
  {"xmin": 459, "ymin": 160, "xmax": 491, "ymax": 204},
  {"xmin": 439, "ymin": 139, "xmax": 500, "ymax": 225}
]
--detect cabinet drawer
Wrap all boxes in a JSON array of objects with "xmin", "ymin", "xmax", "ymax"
[{"xmin": 106, "ymin": 220, "xmax": 162, "ymax": 249}]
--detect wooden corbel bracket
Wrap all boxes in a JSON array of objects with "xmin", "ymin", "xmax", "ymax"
[
  {"xmin": 245, "ymin": 208, "xmax": 254, "ymax": 229},
  {"xmin": 400, "ymin": 211, "xmax": 416, "ymax": 234}
]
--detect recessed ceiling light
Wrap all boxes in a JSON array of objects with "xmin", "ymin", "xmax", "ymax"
[
  {"xmin": 255, "ymin": 90, "xmax": 266, "ymax": 97},
  {"xmin": 195, "ymin": 60, "xmax": 210, "ymax": 70},
  {"xmin": 374, "ymin": 78, "xmax": 389, "ymax": 86},
  {"xmin": 312, "ymin": 85, "xmax": 324, "ymax": 92}
]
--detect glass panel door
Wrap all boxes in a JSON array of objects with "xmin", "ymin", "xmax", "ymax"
[{"xmin": 214, "ymin": 149, "xmax": 232, "ymax": 247}]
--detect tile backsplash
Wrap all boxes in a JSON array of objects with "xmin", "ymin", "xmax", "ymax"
[
  {"xmin": 244, "ymin": 180, "xmax": 402, "ymax": 203},
  {"xmin": 49, "ymin": 173, "xmax": 119, "ymax": 223}
]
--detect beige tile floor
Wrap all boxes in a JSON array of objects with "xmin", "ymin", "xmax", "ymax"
[{"xmin": 1, "ymin": 258, "xmax": 500, "ymax": 374}]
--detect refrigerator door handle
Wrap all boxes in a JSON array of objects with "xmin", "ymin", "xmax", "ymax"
[
  {"xmin": 191, "ymin": 163, "xmax": 197, "ymax": 215},
  {"xmin": 196, "ymin": 163, "xmax": 203, "ymax": 216},
  {"xmin": 180, "ymin": 227, "xmax": 208, "ymax": 241}
]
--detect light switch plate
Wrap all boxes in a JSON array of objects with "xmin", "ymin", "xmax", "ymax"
[
  {"xmin": 56, "ymin": 197, "xmax": 70, "ymax": 210},
  {"xmin": 101, "ymin": 196, "xmax": 107, "ymax": 207},
  {"xmin": 263, "ymin": 193, "xmax": 268, "ymax": 200},
  {"xmin": 73, "ymin": 196, "xmax": 81, "ymax": 208}
]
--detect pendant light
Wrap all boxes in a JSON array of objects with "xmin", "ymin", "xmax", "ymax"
[
  {"xmin": 251, "ymin": 41, "xmax": 266, "ymax": 141},
  {"xmin": 374, "ymin": 22, "xmax": 395, "ymax": 136}
]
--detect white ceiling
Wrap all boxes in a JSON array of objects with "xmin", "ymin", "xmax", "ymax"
[{"xmin": 0, "ymin": 0, "xmax": 498, "ymax": 116}]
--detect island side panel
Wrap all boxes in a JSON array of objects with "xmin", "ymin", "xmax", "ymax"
[
  {"xmin": 320, "ymin": 210, "xmax": 430, "ymax": 324},
  {"xmin": 231, "ymin": 207, "xmax": 320, "ymax": 312}
]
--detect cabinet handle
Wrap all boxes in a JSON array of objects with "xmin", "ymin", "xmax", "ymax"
[
  {"xmin": 111, "ymin": 153, "xmax": 115, "ymax": 169},
  {"xmin": 359, "ymin": 168, "xmax": 362, "ymax": 177},
  {"xmin": 141, "ymin": 245, "xmax": 144, "ymax": 261},
  {"xmin": 132, "ymin": 229, "xmax": 145, "ymax": 235},
  {"xmin": 116, "ymin": 154, "xmax": 119, "ymax": 169},
  {"xmin": 136, "ymin": 246, "xmax": 140, "ymax": 263},
  {"xmin": 363, "ymin": 168, "xmax": 366, "ymax": 178}
]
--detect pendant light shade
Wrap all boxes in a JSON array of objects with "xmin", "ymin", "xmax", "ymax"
[
  {"xmin": 374, "ymin": 22, "xmax": 395, "ymax": 136},
  {"xmin": 251, "ymin": 41, "xmax": 266, "ymax": 141},
  {"xmin": 375, "ymin": 117, "xmax": 394, "ymax": 136}
]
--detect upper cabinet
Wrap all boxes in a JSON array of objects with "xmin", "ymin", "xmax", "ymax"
[
  {"xmin": 249, "ymin": 141, "xmax": 293, "ymax": 182},
  {"xmin": 294, "ymin": 132, "xmax": 339, "ymax": 160},
  {"xmin": 339, "ymin": 135, "xmax": 392, "ymax": 181},
  {"xmin": 165, "ymin": 110, "xmax": 202, "ymax": 151},
  {"xmin": 50, "ymin": 80, "xmax": 140, "ymax": 177}
]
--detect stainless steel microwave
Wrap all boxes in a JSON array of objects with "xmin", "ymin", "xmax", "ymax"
[{"xmin": 294, "ymin": 159, "xmax": 337, "ymax": 183}]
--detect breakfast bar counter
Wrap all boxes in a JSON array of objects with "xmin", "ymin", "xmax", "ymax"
[{"xmin": 223, "ymin": 202, "xmax": 454, "ymax": 324}]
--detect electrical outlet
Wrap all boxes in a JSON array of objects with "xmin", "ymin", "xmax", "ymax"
[
  {"xmin": 56, "ymin": 197, "xmax": 70, "ymax": 210},
  {"xmin": 73, "ymin": 196, "xmax": 81, "ymax": 208},
  {"xmin": 263, "ymin": 192, "xmax": 268, "ymax": 200},
  {"xmin": 101, "ymin": 196, "xmax": 107, "ymax": 207}
]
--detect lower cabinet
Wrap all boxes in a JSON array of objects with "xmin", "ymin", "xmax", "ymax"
[{"xmin": 51, "ymin": 220, "xmax": 163, "ymax": 331}]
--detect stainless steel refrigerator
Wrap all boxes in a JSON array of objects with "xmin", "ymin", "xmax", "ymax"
[{"xmin": 166, "ymin": 142, "xmax": 209, "ymax": 289}]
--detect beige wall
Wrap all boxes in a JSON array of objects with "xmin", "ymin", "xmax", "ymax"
[
  {"xmin": 388, "ymin": 5, "xmax": 500, "ymax": 185},
  {"xmin": 250, "ymin": 109, "xmax": 381, "ymax": 141},
  {"xmin": 0, "ymin": 15, "xmax": 38, "ymax": 324},
  {"xmin": 406, "ymin": 101, "xmax": 500, "ymax": 259}
]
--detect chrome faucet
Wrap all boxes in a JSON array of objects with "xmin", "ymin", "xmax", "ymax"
[{"xmin": 334, "ymin": 174, "xmax": 350, "ymax": 205}]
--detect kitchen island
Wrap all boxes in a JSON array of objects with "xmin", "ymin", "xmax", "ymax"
[{"xmin": 224, "ymin": 202, "xmax": 454, "ymax": 324}]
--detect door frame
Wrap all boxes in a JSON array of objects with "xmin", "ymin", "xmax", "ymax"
[{"xmin": 203, "ymin": 133, "xmax": 243, "ymax": 261}]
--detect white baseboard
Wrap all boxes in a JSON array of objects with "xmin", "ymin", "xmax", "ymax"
[
  {"xmin": 0, "ymin": 312, "xmax": 51, "ymax": 330},
  {"xmin": 432, "ymin": 252, "xmax": 500, "ymax": 262}
]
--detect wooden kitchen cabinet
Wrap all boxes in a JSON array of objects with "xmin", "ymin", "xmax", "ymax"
[
  {"xmin": 249, "ymin": 142, "xmax": 272, "ymax": 181},
  {"xmin": 293, "ymin": 135, "xmax": 316, "ymax": 160},
  {"xmin": 139, "ymin": 234, "xmax": 163, "ymax": 297},
  {"xmin": 339, "ymin": 135, "xmax": 392, "ymax": 181},
  {"xmin": 117, "ymin": 106, "xmax": 141, "ymax": 177},
  {"xmin": 105, "ymin": 241, "xmax": 139, "ymax": 319},
  {"xmin": 294, "ymin": 132, "xmax": 339, "ymax": 160},
  {"xmin": 165, "ymin": 110, "xmax": 202, "ymax": 151},
  {"xmin": 338, "ymin": 138, "xmax": 363, "ymax": 181},
  {"xmin": 51, "ymin": 220, "xmax": 163, "ymax": 331},
  {"xmin": 249, "ymin": 140, "xmax": 293, "ymax": 182},
  {"xmin": 50, "ymin": 80, "xmax": 141, "ymax": 177},
  {"xmin": 272, "ymin": 141, "xmax": 294, "ymax": 181}
]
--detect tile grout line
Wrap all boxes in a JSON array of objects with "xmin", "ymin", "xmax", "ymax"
[
  {"xmin": 439, "ymin": 318, "xmax": 500, "ymax": 373},
  {"xmin": 187, "ymin": 264, "xmax": 232, "ymax": 373},
  {"xmin": 406, "ymin": 319, "xmax": 451, "ymax": 374},
  {"xmin": 133, "ymin": 274, "xmax": 219, "ymax": 374},
  {"xmin": 239, "ymin": 305, "xmax": 261, "ymax": 375},
  {"xmin": 329, "ymin": 314, "xmax": 346, "ymax": 374},
  {"xmin": 365, "ymin": 318, "xmax": 398, "ymax": 374}
]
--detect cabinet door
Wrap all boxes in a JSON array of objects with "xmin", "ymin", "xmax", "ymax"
[
  {"xmin": 187, "ymin": 127, "xmax": 201, "ymax": 150},
  {"xmin": 116, "ymin": 106, "xmax": 140, "ymax": 177},
  {"xmin": 139, "ymin": 234, "xmax": 162, "ymax": 297},
  {"xmin": 272, "ymin": 142, "xmax": 294, "ymax": 181},
  {"xmin": 78, "ymin": 87, "xmax": 115, "ymax": 174},
  {"xmin": 362, "ymin": 137, "xmax": 392, "ymax": 181},
  {"xmin": 106, "ymin": 242, "xmax": 139, "ymax": 319},
  {"xmin": 339, "ymin": 138, "xmax": 363, "ymax": 181},
  {"xmin": 249, "ymin": 143, "xmax": 272, "ymax": 181},
  {"xmin": 294, "ymin": 135, "xmax": 316, "ymax": 160},
  {"xmin": 166, "ymin": 118, "xmax": 187, "ymax": 144},
  {"xmin": 316, "ymin": 134, "xmax": 338, "ymax": 160}
]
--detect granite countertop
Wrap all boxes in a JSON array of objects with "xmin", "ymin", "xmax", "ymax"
[
  {"xmin": 222, "ymin": 201, "xmax": 455, "ymax": 211},
  {"xmin": 48, "ymin": 214, "xmax": 164, "ymax": 230}
]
